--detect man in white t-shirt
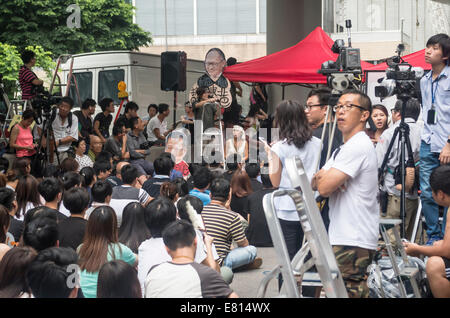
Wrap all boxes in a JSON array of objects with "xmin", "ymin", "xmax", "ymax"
[
  {"xmin": 312, "ymin": 90, "xmax": 379, "ymax": 298},
  {"xmin": 147, "ymin": 103, "xmax": 171, "ymax": 146}
]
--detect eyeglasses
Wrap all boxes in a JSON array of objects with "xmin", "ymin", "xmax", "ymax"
[
  {"xmin": 205, "ymin": 61, "xmax": 223, "ymax": 67},
  {"xmin": 304, "ymin": 104, "xmax": 326, "ymax": 111},
  {"xmin": 333, "ymin": 104, "xmax": 368, "ymax": 112}
]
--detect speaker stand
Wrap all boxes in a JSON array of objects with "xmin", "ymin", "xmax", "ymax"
[{"xmin": 173, "ymin": 90, "xmax": 177, "ymax": 130}]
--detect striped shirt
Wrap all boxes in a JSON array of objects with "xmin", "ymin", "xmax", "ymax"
[
  {"xmin": 18, "ymin": 65, "xmax": 37, "ymax": 100},
  {"xmin": 109, "ymin": 185, "xmax": 150, "ymax": 227},
  {"xmin": 201, "ymin": 203, "xmax": 246, "ymax": 265}
]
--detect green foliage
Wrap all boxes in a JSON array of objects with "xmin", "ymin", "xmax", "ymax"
[{"xmin": 0, "ymin": 0, "xmax": 152, "ymax": 58}]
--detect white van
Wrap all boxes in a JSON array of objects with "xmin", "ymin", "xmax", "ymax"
[{"xmin": 60, "ymin": 51, "xmax": 204, "ymax": 124}]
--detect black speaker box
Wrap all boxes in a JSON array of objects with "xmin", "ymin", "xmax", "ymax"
[{"xmin": 161, "ymin": 51, "xmax": 187, "ymax": 91}]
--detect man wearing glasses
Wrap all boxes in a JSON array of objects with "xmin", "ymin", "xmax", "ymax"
[{"xmin": 312, "ymin": 90, "xmax": 379, "ymax": 298}]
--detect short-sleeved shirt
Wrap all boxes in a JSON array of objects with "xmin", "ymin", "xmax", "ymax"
[
  {"xmin": 201, "ymin": 203, "xmax": 246, "ymax": 264},
  {"xmin": 93, "ymin": 112, "xmax": 113, "ymax": 139},
  {"xmin": 189, "ymin": 189, "xmax": 211, "ymax": 206},
  {"xmin": 109, "ymin": 185, "xmax": 150, "ymax": 227},
  {"xmin": 78, "ymin": 242, "xmax": 136, "ymax": 298},
  {"xmin": 104, "ymin": 136, "xmax": 125, "ymax": 161},
  {"xmin": 115, "ymin": 114, "xmax": 134, "ymax": 130},
  {"xmin": 58, "ymin": 217, "xmax": 87, "ymax": 251},
  {"xmin": 147, "ymin": 116, "xmax": 168, "ymax": 142},
  {"xmin": 142, "ymin": 175, "xmax": 170, "ymax": 198},
  {"xmin": 18, "ymin": 65, "xmax": 37, "ymax": 100},
  {"xmin": 144, "ymin": 262, "xmax": 233, "ymax": 298},
  {"xmin": 52, "ymin": 110, "xmax": 79, "ymax": 152},
  {"xmin": 322, "ymin": 131, "xmax": 379, "ymax": 250},
  {"xmin": 73, "ymin": 110, "xmax": 93, "ymax": 144}
]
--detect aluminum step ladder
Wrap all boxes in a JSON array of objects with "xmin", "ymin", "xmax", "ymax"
[{"xmin": 257, "ymin": 156, "xmax": 348, "ymax": 298}]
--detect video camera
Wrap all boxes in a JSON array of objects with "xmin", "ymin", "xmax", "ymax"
[
  {"xmin": 318, "ymin": 20, "xmax": 362, "ymax": 105},
  {"xmin": 375, "ymin": 44, "xmax": 424, "ymax": 100},
  {"xmin": 30, "ymin": 85, "xmax": 62, "ymax": 121}
]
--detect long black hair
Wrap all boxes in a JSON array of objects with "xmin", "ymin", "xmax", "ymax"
[
  {"xmin": 274, "ymin": 100, "xmax": 312, "ymax": 149},
  {"xmin": 118, "ymin": 202, "xmax": 151, "ymax": 254}
]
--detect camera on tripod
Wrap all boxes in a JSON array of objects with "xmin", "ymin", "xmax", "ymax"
[
  {"xmin": 318, "ymin": 20, "xmax": 362, "ymax": 104},
  {"xmin": 30, "ymin": 85, "xmax": 62, "ymax": 119},
  {"xmin": 375, "ymin": 44, "xmax": 424, "ymax": 100}
]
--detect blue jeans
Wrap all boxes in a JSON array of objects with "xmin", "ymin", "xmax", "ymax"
[
  {"xmin": 222, "ymin": 245, "xmax": 257, "ymax": 269},
  {"xmin": 419, "ymin": 141, "xmax": 448, "ymax": 238}
]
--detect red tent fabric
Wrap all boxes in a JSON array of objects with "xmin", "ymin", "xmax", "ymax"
[
  {"xmin": 223, "ymin": 26, "xmax": 373, "ymax": 84},
  {"xmin": 365, "ymin": 49, "xmax": 431, "ymax": 71}
]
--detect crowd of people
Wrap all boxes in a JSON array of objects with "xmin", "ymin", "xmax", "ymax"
[{"xmin": 0, "ymin": 33, "xmax": 448, "ymax": 299}]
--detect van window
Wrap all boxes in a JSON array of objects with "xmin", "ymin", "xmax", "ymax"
[
  {"xmin": 98, "ymin": 69, "xmax": 125, "ymax": 105},
  {"xmin": 68, "ymin": 72, "xmax": 93, "ymax": 108}
]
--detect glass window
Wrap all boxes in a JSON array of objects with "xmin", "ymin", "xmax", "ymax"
[
  {"xmin": 98, "ymin": 69, "xmax": 125, "ymax": 105},
  {"xmin": 68, "ymin": 72, "xmax": 92, "ymax": 108},
  {"xmin": 259, "ymin": 0, "xmax": 266, "ymax": 33}
]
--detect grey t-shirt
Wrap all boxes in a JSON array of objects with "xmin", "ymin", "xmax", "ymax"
[{"xmin": 104, "ymin": 136, "xmax": 123, "ymax": 160}]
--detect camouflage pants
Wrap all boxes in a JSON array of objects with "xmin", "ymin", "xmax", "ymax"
[{"xmin": 333, "ymin": 245, "xmax": 375, "ymax": 298}]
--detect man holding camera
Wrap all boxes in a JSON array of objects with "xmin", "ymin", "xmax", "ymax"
[
  {"xmin": 126, "ymin": 116, "xmax": 154, "ymax": 184},
  {"xmin": 376, "ymin": 99, "xmax": 422, "ymax": 240},
  {"xmin": 419, "ymin": 33, "xmax": 450, "ymax": 245},
  {"xmin": 18, "ymin": 50, "xmax": 44, "ymax": 101}
]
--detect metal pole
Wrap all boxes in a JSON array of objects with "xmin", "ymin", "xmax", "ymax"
[{"xmin": 164, "ymin": 0, "xmax": 168, "ymax": 52}]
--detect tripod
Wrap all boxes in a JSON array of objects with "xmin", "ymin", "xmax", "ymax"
[
  {"xmin": 378, "ymin": 94, "xmax": 415, "ymax": 238},
  {"xmin": 37, "ymin": 109, "xmax": 61, "ymax": 174}
]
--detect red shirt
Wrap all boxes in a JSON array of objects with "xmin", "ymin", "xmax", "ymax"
[{"xmin": 173, "ymin": 160, "xmax": 189, "ymax": 177}]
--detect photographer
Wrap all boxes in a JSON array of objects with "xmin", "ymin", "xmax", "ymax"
[
  {"xmin": 40, "ymin": 97, "xmax": 78, "ymax": 163},
  {"xmin": 126, "ymin": 117, "xmax": 154, "ymax": 184},
  {"xmin": 18, "ymin": 50, "xmax": 43, "ymax": 101},
  {"xmin": 419, "ymin": 33, "xmax": 450, "ymax": 245},
  {"xmin": 376, "ymin": 99, "xmax": 421, "ymax": 240},
  {"xmin": 193, "ymin": 86, "xmax": 219, "ymax": 132}
]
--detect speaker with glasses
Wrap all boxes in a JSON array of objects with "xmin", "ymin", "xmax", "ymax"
[{"xmin": 161, "ymin": 51, "xmax": 187, "ymax": 91}]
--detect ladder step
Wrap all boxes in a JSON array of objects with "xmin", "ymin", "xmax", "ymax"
[{"xmin": 400, "ymin": 266, "xmax": 419, "ymax": 278}]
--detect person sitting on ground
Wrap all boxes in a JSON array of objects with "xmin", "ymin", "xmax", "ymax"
[
  {"xmin": 225, "ymin": 125, "xmax": 248, "ymax": 162},
  {"xmin": 245, "ymin": 171, "xmax": 275, "ymax": 247},
  {"xmin": 159, "ymin": 152, "xmax": 183, "ymax": 180},
  {"xmin": 88, "ymin": 135, "xmax": 104, "ymax": 163},
  {"xmin": 58, "ymin": 187, "xmax": 90, "ymax": 251},
  {"xmin": 93, "ymin": 160, "xmax": 112, "ymax": 182},
  {"xmin": 230, "ymin": 170, "xmax": 253, "ymax": 221},
  {"xmin": 60, "ymin": 157, "xmax": 79, "ymax": 175},
  {"xmin": 404, "ymin": 165, "xmax": 450, "ymax": 298},
  {"xmin": 0, "ymin": 187, "xmax": 23, "ymax": 243},
  {"xmin": 189, "ymin": 166, "xmax": 212, "ymax": 206},
  {"xmin": 78, "ymin": 205, "xmax": 137, "ymax": 298},
  {"xmin": 116, "ymin": 101, "xmax": 139, "ymax": 131},
  {"xmin": 93, "ymin": 98, "xmax": 115, "ymax": 144},
  {"xmin": 37, "ymin": 177, "xmax": 68, "ymax": 222},
  {"xmin": 59, "ymin": 171, "xmax": 83, "ymax": 217},
  {"xmin": 126, "ymin": 117, "xmax": 154, "ymax": 185},
  {"xmin": 245, "ymin": 162, "xmax": 264, "ymax": 192},
  {"xmin": 74, "ymin": 138, "xmax": 94, "ymax": 170},
  {"xmin": 105, "ymin": 161, "xmax": 129, "ymax": 188},
  {"xmin": 142, "ymin": 155, "xmax": 172, "ymax": 198},
  {"xmin": 22, "ymin": 214, "xmax": 59, "ymax": 252},
  {"xmin": 147, "ymin": 103, "xmax": 171, "ymax": 147},
  {"xmin": 85, "ymin": 180, "xmax": 113, "ymax": 220},
  {"xmin": 109, "ymin": 164, "xmax": 153, "ymax": 227},
  {"xmin": 118, "ymin": 202, "xmax": 151, "ymax": 254},
  {"xmin": 15, "ymin": 175, "xmax": 43, "ymax": 221},
  {"xmin": 222, "ymin": 153, "xmax": 243, "ymax": 183},
  {"xmin": 202, "ymin": 177, "xmax": 262, "ymax": 273},
  {"xmin": 105, "ymin": 124, "xmax": 130, "ymax": 164},
  {"xmin": 80, "ymin": 166, "xmax": 96, "ymax": 206},
  {"xmin": 26, "ymin": 247, "xmax": 80, "ymax": 298},
  {"xmin": 97, "ymin": 260, "xmax": 142, "ymax": 298},
  {"xmin": 0, "ymin": 246, "xmax": 37, "ymax": 298},
  {"xmin": 0, "ymin": 206, "xmax": 11, "ymax": 261},
  {"xmin": 12, "ymin": 157, "xmax": 31, "ymax": 178},
  {"xmin": 144, "ymin": 220, "xmax": 238, "ymax": 298}
]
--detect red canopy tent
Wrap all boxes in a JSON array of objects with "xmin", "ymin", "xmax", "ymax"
[
  {"xmin": 223, "ymin": 26, "xmax": 373, "ymax": 85},
  {"xmin": 365, "ymin": 49, "xmax": 431, "ymax": 71}
]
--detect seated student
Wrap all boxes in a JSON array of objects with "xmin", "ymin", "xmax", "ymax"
[
  {"xmin": 245, "ymin": 173, "xmax": 275, "ymax": 247},
  {"xmin": 106, "ymin": 161, "xmax": 129, "ymax": 188},
  {"xmin": 93, "ymin": 160, "xmax": 112, "ymax": 181},
  {"xmin": 142, "ymin": 156, "xmax": 172, "ymax": 198},
  {"xmin": 110, "ymin": 164, "xmax": 153, "ymax": 227},
  {"xmin": 58, "ymin": 188, "xmax": 90, "ymax": 251},
  {"xmin": 0, "ymin": 246, "xmax": 38, "ymax": 298},
  {"xmin": 159, "ymin": 152, "xmax": 183, "ymax": 181},
  {"xmin": 59, "ymin": 172, "xmax": 83, "ymax": 217},
  {"xmin": 85, "ymin": 180, "xmax": 113, "ymax": 220},
  {"xmin": 144, "ymin": 220, "xmax": 238, "ymax": 298},
  {"xmin": 80, "ymin": 166, "xmax": 96, "ymax": 206},
  {"xmin": 404, "ymin": 165, "xmax": 450, "ymax": 298},
  {"xmin": 78, "ymin": 206, "xmax": 137, "ymax": 298},
  {"xmin": 35, "ymin": 177, "xmax": 71, "ymax": 225},
  {"xmin": 245, "ymin": 162, "xmax": 264, "ymax": 192},
  {"xmin": 201, "ymin": 177, "xmax": 262, "ymax": 272},
  {"xmin": 105, "ymin": 124, "xmax": 130, "ymax": 164},
  {"xmin": 0, "ymin": 187, "xmax": 23, "ymax": 243},
  {"xmin": 115, "ymin": 101, "xmax": 139, "ymax": 131},
  {"xmin": 0, "ymin": 206, "xmax": 11, "ymax": 261},
  {"xmin": 97, "ymin": 260, "xmax": 142, "ymax": 298},
  {"xmin": 138, "ymin": 197, "xmax": 217, "ymax": 294},
  {"xmin": 118, "ymin": 202, "xmax": 151, "ymax": 254},
  {"xmin": 223, "ymin": 153, "xmax": 243, "ymax": 183},
  {"xmin": 22, "ymin": 214, "xmax": 59, "ymax": 252},
  {"xmin": 189, "ymin": 166, "xmax": 212, "ymax": 206},
  {"xmin": 26, "ymin": 247, "xmax": 80, "ymax": 298},
  {"xmin": 186, "ymin": 163, "xmax": 201, "ymax": 191},
  {"xmin": 230, "ymin": 170, "xmax": 253, "ymax": 220}
]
